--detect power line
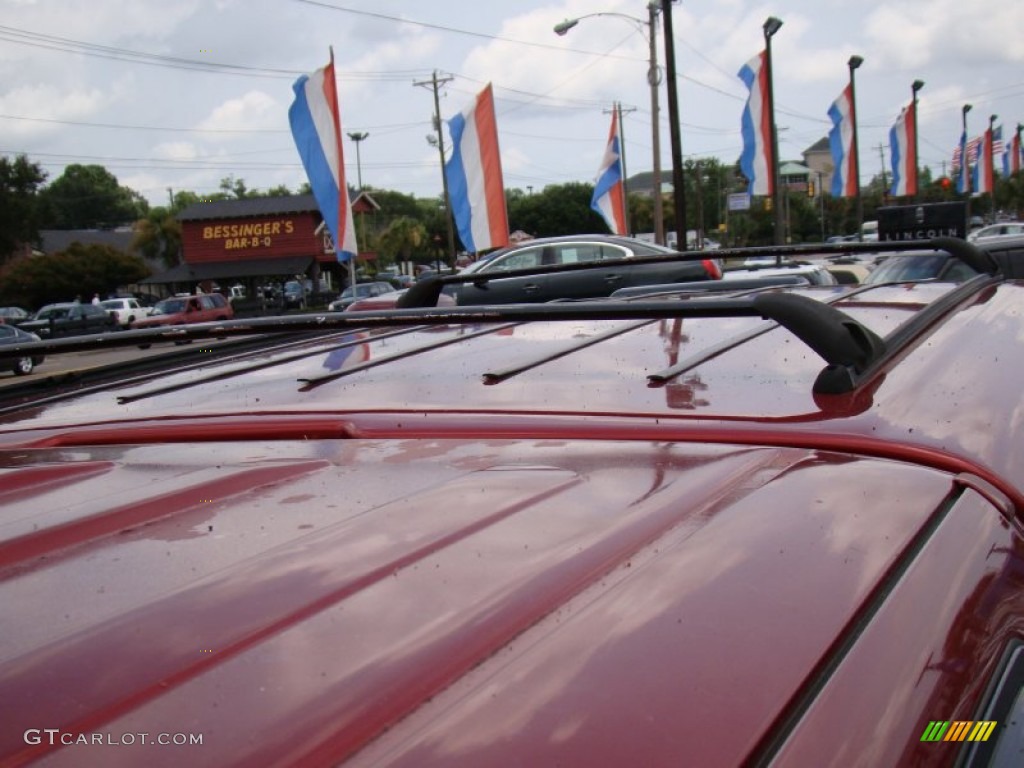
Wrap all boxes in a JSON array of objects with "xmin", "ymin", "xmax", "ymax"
[{"xmin": 0, "ymin": 23, "xmax": 430, "ymax": 81}]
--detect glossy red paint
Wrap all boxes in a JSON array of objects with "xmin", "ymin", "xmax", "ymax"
[{"xmin": 0, "ymin": 277, "xmax": 1022, "ymax": 766}]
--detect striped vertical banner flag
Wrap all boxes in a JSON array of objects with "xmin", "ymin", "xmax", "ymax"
[
  {"xmin": 445, "ymin": 83, "xmax": 510, "ymax": 254},
  {"xmin": 1011, "ymin": 132, "xmax": 1022, "ymax": 175},
  {"xmin": 288, "ymin": 50, "xmax": 358, "ymax": 263},
  {"xmin": 591, "ymin": 110, "xmax": 628, "ymax": 235},
  {"xmin": 737, "ymin": 51, "xmax": 774, "ymax": 196},
  {"xmin": 828, "ymin": 84, "xmax": 857, "ymax": 197},
  {"xmin": 974, "ymin": 128, "xmax": 994, "ymax": 194},
  {"xmin": 956, "ymin": 130, "xmax": 971, "ymax": 194},
  {"xmin": 889, "ymin": 104, "xmax": 916, "ymax": 197}
]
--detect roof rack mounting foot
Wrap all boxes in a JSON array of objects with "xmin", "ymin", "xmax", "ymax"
[
  {"xmin": 397, "ymin": 277, "xmax": 446, "ymax": 309},
  {"xmin": 751, "ymin": 293, "xmax": 886, "ymax": 395}
]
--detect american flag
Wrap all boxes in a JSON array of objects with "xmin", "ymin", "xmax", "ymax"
[{"xmin": 952, "ymin": 136, "xmax": 984, "ymax": 172}]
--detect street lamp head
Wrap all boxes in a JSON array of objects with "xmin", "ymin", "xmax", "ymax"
[
  {"xmin": 763, "ymin": 16, "xmax": 783, "ymax": 37},
  {"xmin": 553, "ymin": 18, "xmax": 578, "ymax": 36},
  {"xmin": 963, "ymin": 104, "xmax": 973, "ymax": 116},
  {"xmin": 347, "ymin": 131, "xmax": 369, "ymax": 142},
  {"xmin": 912, "ymin": 79, "xmax": 925, "ymax": 93},
  {"xmin": 990, "ymin": 114, "xmax": 998, "ymax": 124},
  {"xmin": 848, "ymin": 55, "xmax": 864, "ymax": 71}
]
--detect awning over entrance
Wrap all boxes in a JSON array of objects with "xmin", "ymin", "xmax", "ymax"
[{"xmin": 142, "ymin": 256, "xmax": 314, "ymax": 285}]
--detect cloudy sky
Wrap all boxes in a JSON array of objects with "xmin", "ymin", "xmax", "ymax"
[{"xmin": 2, "ymin": 0, "xmax": 1022, "ymax": 207}]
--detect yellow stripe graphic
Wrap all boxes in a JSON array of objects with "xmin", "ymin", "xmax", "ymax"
[{"xmin": 976, "ymin": 721, "xmax": 998, "ymax": 742}]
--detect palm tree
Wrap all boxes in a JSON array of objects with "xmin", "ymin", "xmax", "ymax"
[
  {"xmin": 377, "ymin": 216, "xmax": 427, "ymax": 268},
  {"xmin": 133, "ymin": 212, "xmax": 183, "ymax": 268}
]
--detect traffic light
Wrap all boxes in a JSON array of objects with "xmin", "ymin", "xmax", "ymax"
[
  {"xmin": 807, "ymin": 181, "xmax": 816, "ymax": 197},
  {"xmin": 764, "ymin": 197, "xmax": 773, "ymax": 211}
]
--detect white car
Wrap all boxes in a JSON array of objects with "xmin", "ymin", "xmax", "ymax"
[
  {"xmin": 100, "ymin": 298, "xmax": 153, "ymax": 327},
  {"xmin": 968, "ymin": 222, "xmax": 1024, "ymax": 242}
]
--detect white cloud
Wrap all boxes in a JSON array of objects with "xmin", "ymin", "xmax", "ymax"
[
  {"xmin": 152, "ymin": 141, "xmax": 199, "ymax": 161},
  {"xmin": 196, "ymin": 90, "xmax": 280, "ymax": 133},
  {"xmin": 0, "ymin": 84, "xmax": 109, "ymax": 137}
]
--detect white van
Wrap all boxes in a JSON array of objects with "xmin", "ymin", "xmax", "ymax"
[{"xmin": 861, "ymin": 220, "xmax": 879, "ymax": 242}]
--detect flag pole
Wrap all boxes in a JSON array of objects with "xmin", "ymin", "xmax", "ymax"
[{"xmin": 329, "ymin": 46, "xmax": 358, "ymax": 289}]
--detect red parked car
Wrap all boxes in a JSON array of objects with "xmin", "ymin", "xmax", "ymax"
[{"xmin": 0, "ymin": 237, "xmax": 1022, "ymax": 767}]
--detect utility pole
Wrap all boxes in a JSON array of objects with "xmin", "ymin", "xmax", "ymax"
[
  {"xmin": 414, "ymin": 71, "xmax": 457, "ymax": 270},
  {"xmin": 661, "ymin": 0, "xmax": 686, "ymax": 248}
]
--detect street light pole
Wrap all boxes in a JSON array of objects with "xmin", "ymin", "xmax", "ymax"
[
  {"xmin": 763, "ymin": 16, "xmax": 784, "ymax": 245},
  {"xmin": 989, "ymin": 113, "xmax": 998, "ymax": 219},
  {"xmin": 911, "ymin": 80, "xmax": 924, "ymax": 201},
  {"xmin": 847, "ymin": 55, "xmax": 864, "ymax": 240},
  {"xmin": 554, "ymin": 4, "xmax": 664, "ymax": 244},
  {"xmin": 346, "ymin": 131, "xmax": 369, "ymax": 190},
  {"xmin": 962, "ymin": 104, "xmax": 972, "ymax": 225},
  {"xmin": 347, "ymin": 131, "xmax": 369, "ymax": 256}
]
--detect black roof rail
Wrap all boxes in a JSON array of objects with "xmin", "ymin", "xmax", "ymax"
[
  {"xmin": 931, "ymin": 236, "xmax": 999, "ymax": 275},
  {"xmin": 4, "ymin": 267, "xmax": 999, "ymax": 399}
]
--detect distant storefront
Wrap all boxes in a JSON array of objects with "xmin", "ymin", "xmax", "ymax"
[
  {"xmin": 146, "ymin": 193, "xmax": 379, "ymax": 294},
  {"xmin": 146, "ymin": 194, "xmax": 328, "ymax": 292}
]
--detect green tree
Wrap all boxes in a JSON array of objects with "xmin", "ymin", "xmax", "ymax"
[
  {"xmin": 40, "ymin": 164, "xmax": 148, "ymax": 229},
  {"xmin": 0, "ymin": 154, "xmax": 47, "ymax": 264},
  {"xmin": 507, "ymin": 182, "xmax": 605, "ymax": 238},
  {"xmin": 376, "ymin": 216, "xmax": 427, "ymax": 267},
  {"xmin": 219, "ymin": 175, "xmax": 250, "ymax": 199},
  {"xmin": 0, "ymin": 242, "xmax": 150, "ymax": 308}
]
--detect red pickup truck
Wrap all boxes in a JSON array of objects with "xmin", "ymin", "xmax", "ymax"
[{"xmin": 130, "ymin": 293, "xmax": 234, "ymax": 328}]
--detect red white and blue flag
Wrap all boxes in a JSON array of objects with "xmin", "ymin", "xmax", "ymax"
[
  {"xmin": 738, "ymin": 51, "xmax": 774, "ymax": 196},
  {"xmin": 827, "ymin": 84, "xmax": 857, "ymax": 197},
  {"xmin": 888, "ymin": 104, "xmax": 916, "ymax": 197},
  {"xmin": 445, "ymin": 83, "xmax": 509, "ymax": 253},
  {"xmin": 591, "ymin": 111, "xmax": 628, "ymax": 235},
  {"xmin": 956, "ymin": 129, "xmax": 971, "ymax": 194},
  {"xmin": 1006, "ymin": 131, "xmax": 1021, "ymax": 176},
  {"xmin": 973, "ymin": 126, "xmax": 995, "ymax": 194},
  {"xmin": 288, "ymin": 51, "xmax": 358, "ymax": 263}
]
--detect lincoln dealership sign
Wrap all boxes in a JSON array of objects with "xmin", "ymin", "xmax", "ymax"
[{"xmin": 878, "ymin": 202, "xmax": 967, "ymax": 241}]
